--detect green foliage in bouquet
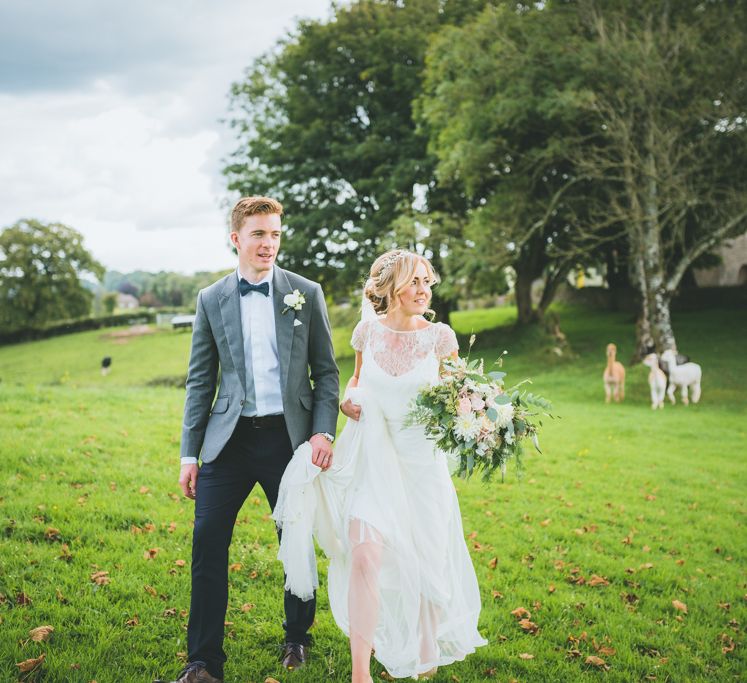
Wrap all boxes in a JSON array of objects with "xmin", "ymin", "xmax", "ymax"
[{"xmin": 407, "ymin": 340, "xmax": 553, "ymax": 481}]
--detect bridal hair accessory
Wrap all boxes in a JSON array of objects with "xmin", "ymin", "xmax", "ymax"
[{"xmin": 376, "ymin": 250, "xmax": 408, "ymax": 281}]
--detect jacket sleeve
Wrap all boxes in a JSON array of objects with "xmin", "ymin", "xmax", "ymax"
[
  {"xmin": 180, "ymin": 290, "xmax": 219, "ymax": 461},
  {"xmin": 307, "ymin": 284, "xmax": 340, "ymax": 436}
]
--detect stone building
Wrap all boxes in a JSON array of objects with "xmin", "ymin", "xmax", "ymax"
[{"xmin": 694, "ymin": 232, "xmax": 747, "ymax": 286}]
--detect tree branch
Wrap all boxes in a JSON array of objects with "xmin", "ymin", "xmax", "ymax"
[{"xmin": 666, "ymin": 207, "xmax": 747, "ymax": 292}]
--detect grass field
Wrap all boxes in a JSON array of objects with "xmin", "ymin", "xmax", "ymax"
[{"xmin": 0, "ymin": 304, "xmax": 745, "ymax": 682}]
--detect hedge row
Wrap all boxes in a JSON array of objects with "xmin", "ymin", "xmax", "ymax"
[{"xmin": 0, "ymin": 311, "xmax": 158, "ymax": 346}]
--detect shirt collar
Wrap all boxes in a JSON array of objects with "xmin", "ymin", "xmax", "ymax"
[{"xmin": 237, "ymin": 266, "xmax": 274, "ymax": 290}]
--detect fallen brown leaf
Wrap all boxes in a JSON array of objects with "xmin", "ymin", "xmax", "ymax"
[
  {"xmin": 29, "ymin": 625, "xmax": 54, "ymax": 642},
  {"xmin": 44, "ymin": 527, "xmax": 61, "ymax": 541},
  {"xmin": 241, "ymin": 603, "xmax": 255, "ymax": 612},
  {"xmin": 491, "ymin": 590, "xmax": 504, "ymax": 600},
  {"xmin": 229, "ymin": 563, "xmax": 242, "ymax": 572},
  {"xmin": 16, "ymin": 591, "xmax": 32, "ymax": 606},
  {"xmin": 518, "ymin": 653, "xmax": 534, "ymax": 660},
  {"xmin": 585, "ymin": 655, "xmax": 608, "ymax": 669},
  {"xmin": 488, "ymin": 557, "xmax": 498, "ymax": 569},
  {"xmin": 16, "ymin": 654, "xmax": 45, "ymax": 672},
  {"xmin": 518, "ymin": 618, "xmax": 539, "ymax": 635},
  {"xmin": 90, "ymin": 571, "xmax": 110, "ymax": 586},
  {"xmin": 174, "ymin": 559, "xmax": 186, "ymax": 567},
  {"xmin": 589, "ymin": 574, "xmax": 610, "ymax": 587},
  {"xmin": 511, "ymin": 607, "xmax": 531, "ymax": 620},
  {"xmin": 672, "ymin": 599, "xmax": 688, "ymax": 614}
]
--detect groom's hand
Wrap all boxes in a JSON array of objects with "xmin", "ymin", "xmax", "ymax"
[
  {"xmin": 179, "ymin": 463, "xmax": 199, "ymax": 499},
  {"xmin": 310, "ymin": 433, "xmax": 334, "ymax": 471}
]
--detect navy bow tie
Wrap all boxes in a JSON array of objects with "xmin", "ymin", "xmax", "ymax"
[{"xmin": 239, "ymin": 279, "xmax": 270, "ymax": 297}]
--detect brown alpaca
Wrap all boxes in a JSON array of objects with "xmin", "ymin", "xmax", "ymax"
[{"xmin": 603, "ymin": 343, "xmax": 626, "ymax": 403}]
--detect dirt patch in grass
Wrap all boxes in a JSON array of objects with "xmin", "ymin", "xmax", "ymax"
[{"xmin": 101, "ymin": 325, "xmax": 155, "ymax": 343}]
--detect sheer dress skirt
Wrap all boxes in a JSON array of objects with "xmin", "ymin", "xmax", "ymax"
[{"xmin": 326, "ymin": 405, "xmax": 486, "ymax": 679}]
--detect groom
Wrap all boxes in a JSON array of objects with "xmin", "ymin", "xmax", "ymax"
[{"xmin": 171, "ymin": 196, "xmax": 339, "ymax": 683}]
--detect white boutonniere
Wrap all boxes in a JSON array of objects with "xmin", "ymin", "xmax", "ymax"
[{"xmin": 282, "ymin": 289, "xmax": 306, "ymax": 315}]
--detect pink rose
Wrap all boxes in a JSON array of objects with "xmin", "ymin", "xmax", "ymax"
[
  {"xmin": 457, "ymin": 396, "xmax": 472, "ymax": 416},
  {"xmin": 470, "ymin": 394, "xmax": 485, "ymax": 411}
]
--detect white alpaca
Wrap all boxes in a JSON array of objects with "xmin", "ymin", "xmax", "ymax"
[
  {"xmin": 642, "ymin": 354, "xmax": 667, "ymax": 409},
  {"xmin": 660, "ymin": 349, "xmax": 702, "ymax": 405}
]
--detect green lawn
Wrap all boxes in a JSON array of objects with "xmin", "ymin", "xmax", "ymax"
[{"xmin": 0, "ymin": 305, "xmax": 745, "ymax": 682}]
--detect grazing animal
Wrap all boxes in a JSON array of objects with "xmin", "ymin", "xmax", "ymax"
[
  {"xmin": 660, "ymin": 349, "xmax": 701, "ymax": 405},
  {"xmin": 653, "ymin": 349, "xmax": 690, "ymax": 391},
  {"xmin": 603, "ymin": 343, "xmax": 626, "ymax": 403},
  {"xmin": 642, "ymin": 354, "xmax": 667, "ymax": 409}
]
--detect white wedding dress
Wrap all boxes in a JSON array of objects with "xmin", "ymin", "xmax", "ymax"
[{"xmin": 274, "ymin": 319, "xmax": 487, "ymax": 678}]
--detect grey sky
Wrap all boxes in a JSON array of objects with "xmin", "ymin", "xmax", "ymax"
[{"xmin": 0, "ymin": 1, "xmax": 333, "ymax": 273}]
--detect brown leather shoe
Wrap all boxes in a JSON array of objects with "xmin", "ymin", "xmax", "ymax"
[
  {"xmin": 168, "ymin": 661, "xmax": 222, "ymax": 683},
  {"xmin": 281, "ymin": 642, "xmax": 308, "ymax": 670}
]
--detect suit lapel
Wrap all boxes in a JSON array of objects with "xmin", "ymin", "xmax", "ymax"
[
  {"xmin": 273, "ymin": 267, "xmax": 295, "ymax": 393},
  {"xmin": 218, "ymin": 274, "xmax": 247, "ymax": 391}
]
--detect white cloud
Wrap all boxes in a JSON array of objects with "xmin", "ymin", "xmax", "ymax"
[{"xmin": 0, "ymin": 0, "xmax": 333, "ymax": 274}]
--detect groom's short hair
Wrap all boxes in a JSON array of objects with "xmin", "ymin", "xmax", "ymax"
[{"xmin": 231, "ymin": 196, "xmax": 284, "ymax": 231}]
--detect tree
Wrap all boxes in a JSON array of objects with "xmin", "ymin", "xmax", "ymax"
[
  {"xmin": 573, "ymin": 0, "xmax": 747, "ymax": 354},
  {"xmin": 224, "ymin": 0, "xmax": 489, "ymax": 320},
  {"xmin": 0, "ymin": 219, "xmax": 105, "ymax": 329},
  {"xmin": 417, "ymin": 2, "xmax": 614, "ymax": 324},
  {"xmin": 102, "ymin": 292, "xmax": 118, "ymax": 314}
]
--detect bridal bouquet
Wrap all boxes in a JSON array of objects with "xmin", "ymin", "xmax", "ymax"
[{"xmin": 407, "ymin": 340, "xmax": 552, "ymax": 481}]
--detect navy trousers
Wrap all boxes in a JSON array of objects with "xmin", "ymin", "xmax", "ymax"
[{"xmin": 187, "ymin": 418, "xmax": 315, "ymax": 679}]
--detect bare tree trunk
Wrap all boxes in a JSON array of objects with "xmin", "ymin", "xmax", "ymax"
[
  {"xmin": 537, "ymin": 261, "xmax": 573, "ymax": 318},
  {"xmin": 641, "ymin": 133, "xmax": 677, "ymax": 352},
  {"xmin": 513, "ymin": 234, "xmax": 546, "ymax": 325},
  {"xmin": 430, "ymin": 292, "xmax": 452, "ymax": 325},
  {"xmin": 514, "ymin": 262, "xmax": 536, "ymax": 325}
]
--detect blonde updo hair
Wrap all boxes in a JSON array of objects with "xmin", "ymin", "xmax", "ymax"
[{"xmin": 363, "ymin": 249, "xmax": 439, "ymax": 317}]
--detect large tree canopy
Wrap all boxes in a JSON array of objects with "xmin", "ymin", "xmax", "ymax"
[
  {"xmin": 419, "ymin": 0, "xmax": 747, "ymax": 341},
  {"xmin": 417, "ymin": 2, "xmax": 614, "ymax": 324},
  {"xmin": 0, "ymin": 219, "xmax": 105, "ymax": 330},
  {"xmin": 573, "ymin": 0, "xmax": 747, "ymax": 353},
  {"xmin": 224, "ymin": 0, "xmax": 489, "ymax": 316}
]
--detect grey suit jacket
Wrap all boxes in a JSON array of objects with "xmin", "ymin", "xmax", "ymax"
[{"xmin": 180, "ymin": 267, "xmax": 340, "ymax": 463}]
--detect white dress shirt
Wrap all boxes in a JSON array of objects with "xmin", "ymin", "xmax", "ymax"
[{"xmin": 237, "ymin": 267, "xmax": 284, "ymax": 417}]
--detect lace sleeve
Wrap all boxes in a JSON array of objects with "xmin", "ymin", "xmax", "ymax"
[
  {"xmin": 351, "ymin": 320, "xmax": 369, "ymax": 352},
  {"xmin": 435, "ymin": 323, "xmax": 459, "ymax": 359}
]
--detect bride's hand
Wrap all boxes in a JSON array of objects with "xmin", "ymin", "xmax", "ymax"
[{"xmin": 340, "ymin": 397, "xmax": 361, "ymax": 421}]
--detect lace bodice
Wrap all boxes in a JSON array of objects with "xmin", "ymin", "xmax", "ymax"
[{"xmin": 351, "ymin": 319, "xmax": 459, "ymax": 377}]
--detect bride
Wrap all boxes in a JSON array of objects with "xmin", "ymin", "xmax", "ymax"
[{"xmin": 274, "ymin": 249, "xmax": 486, "ymax": 681}]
